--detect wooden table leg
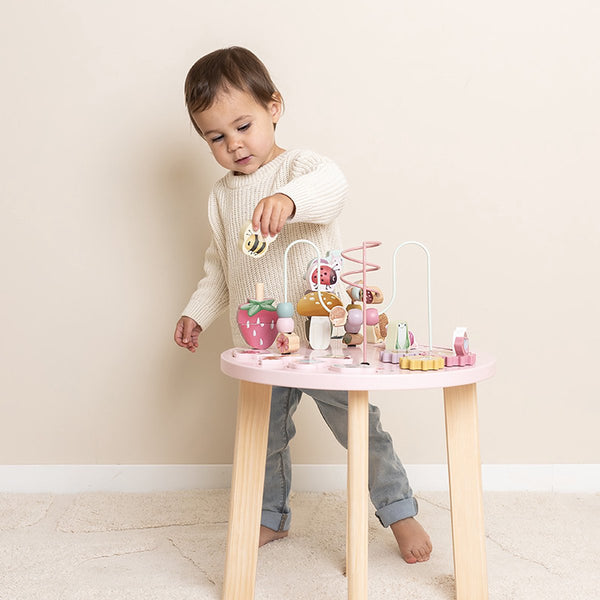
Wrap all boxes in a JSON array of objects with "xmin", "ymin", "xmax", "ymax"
[
  {"xmin": 443, "ymin": 384, "xmax": 488, "ymax": 600},
  {"xmin": 222, "ymin": 380, "xmax": 272, "ymax": 600},
  {"xmin": 347, "ymin": 390, "xmax": 369, "ymax": 600}
]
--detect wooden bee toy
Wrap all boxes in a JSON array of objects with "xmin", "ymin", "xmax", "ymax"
[{"xmin": 239, "ymin": 221, "xmax": 278, "ymax": 258}]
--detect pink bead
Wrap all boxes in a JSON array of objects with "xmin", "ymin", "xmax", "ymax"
[
  {"xmin": 276, "ymin": 317, "xmax": 295, "ymax": 333},
  {"xmin": 345, "ymin": 308, "xmax": 362, "ymax": 334},
  {"xmin": 366, "ymin": 308, "xmax": 379, "ymax": 326}
]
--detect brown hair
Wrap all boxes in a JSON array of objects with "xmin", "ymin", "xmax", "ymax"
[{"xmin": 184, "ymin": 47, "xmax": 282, "ymax": 135}]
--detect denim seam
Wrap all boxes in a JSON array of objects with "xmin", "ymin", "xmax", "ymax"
[{"xmin": 276, "ymin": 388, "xmax": 292, "ymax": 530}]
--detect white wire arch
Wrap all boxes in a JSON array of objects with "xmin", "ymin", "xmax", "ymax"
[
  {"xmin": 380, "ymin": 241, "xmax": 433, "ymax": 352},
  {"xmin": 283, "ymin": 239, "xmax": 331, "ymax": 313}
]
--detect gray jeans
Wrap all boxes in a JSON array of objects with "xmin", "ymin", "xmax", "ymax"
[{"xmin": 261, "ymin": 386, "xmax": 418, "ymax": 532}]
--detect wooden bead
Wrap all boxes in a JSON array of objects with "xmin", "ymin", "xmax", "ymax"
[
  {"xmin": 346, "ymin": 308, "xmax": 363, "ymax": 334},
  {"xmin": 329, "ymin": 305, "xmax": 348, "ymax": 327},
  {"xmin": 276, "ymin": 317, "xmax": 295, "ymax": 333},
  {"xmin": 343, "ymin": 332, "xmax": 363, "ymax": 347},
  {"xmin": 275, "ymin": 332, "xmax": 300, "ymax": 354},
  {"xmin": 365, "ymin": 308, "xmax": 379, "ymax": 326},
  {"xmin": 276, "ymin": 302, "xmax": 294, "ymax": 318}
]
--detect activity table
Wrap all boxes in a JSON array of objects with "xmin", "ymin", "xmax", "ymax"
[{"xmin": 220, "ymin": 345, "xmax": 495, "ymax": 599}]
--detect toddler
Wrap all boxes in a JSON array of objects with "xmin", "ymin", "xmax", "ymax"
[{"xmin": 174, "ymin": 46, "xmax": 432, "ymax": 563}]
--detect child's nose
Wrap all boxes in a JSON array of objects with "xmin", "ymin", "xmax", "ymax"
[{"xmin": 227, "ymin": 135, "xmax": 242, "ymax": 152}]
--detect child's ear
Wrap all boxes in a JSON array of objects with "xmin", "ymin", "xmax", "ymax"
[{"xmin": 270, "ymin": 92, "xmax": 283, "ymax": 123}]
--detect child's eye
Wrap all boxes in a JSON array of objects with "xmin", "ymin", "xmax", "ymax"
[
  {"xmin": 238, "ymin": 123, "xmax": 251, "ymax": 132},
  {"xmin": 210, "ymin": 134, "xmax": 224, "ymax": 143}
]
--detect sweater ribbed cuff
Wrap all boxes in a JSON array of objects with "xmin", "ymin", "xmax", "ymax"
[{"xmin": 181, "ymin": 297, "xmax": 221, "ymax": 332}]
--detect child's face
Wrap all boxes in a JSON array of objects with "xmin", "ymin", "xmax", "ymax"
[{"xmin": 192, "ymin": 88, "xmax": 282, "ymax": 175}]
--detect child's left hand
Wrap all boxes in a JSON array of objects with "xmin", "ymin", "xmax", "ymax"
[{"xmin": 252, "ymin": 193, "xmax": 295, "ymax": 238}]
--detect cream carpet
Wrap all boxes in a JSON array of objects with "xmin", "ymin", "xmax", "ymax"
[{"xmin": 1, "ymin": 489, "xmax": 598, "ymax": 599}]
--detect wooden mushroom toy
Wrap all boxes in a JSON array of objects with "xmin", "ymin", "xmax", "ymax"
[{"xmin": 296, "ymin": 290, "xmax": 343, "ymax": 350}]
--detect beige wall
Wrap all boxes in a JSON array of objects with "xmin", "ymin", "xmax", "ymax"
[{"xmin": 1, "ymin": 1, "xmax": 598, "ymax": 468}]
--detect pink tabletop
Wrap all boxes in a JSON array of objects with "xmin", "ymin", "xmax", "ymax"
[{"xmin": 221, "ymin": 345, "xmax": 495, "ymax": 391}]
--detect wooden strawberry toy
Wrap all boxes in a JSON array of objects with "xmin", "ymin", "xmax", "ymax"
[{"xmin": 236, "ymin": 283, "xmax": 279, "ymax": 349}]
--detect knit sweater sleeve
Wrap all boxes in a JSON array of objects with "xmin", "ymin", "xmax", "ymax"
[
  {"xmin": 276, "ymin": 151, "xmax": 347, "ymax": 224},
  {"xmin": 181, "ymin": 191, "xmax": 230, "ymax": 329}
]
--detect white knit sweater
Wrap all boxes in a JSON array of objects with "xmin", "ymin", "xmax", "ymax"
[{"xmin": 182, "ymin": 149, "xmax": 348, "ymax": 347}]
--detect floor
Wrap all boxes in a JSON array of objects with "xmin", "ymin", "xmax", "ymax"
[{"xmin": 1, "ymin": 489, "xmax": 598, "ymax": 599}]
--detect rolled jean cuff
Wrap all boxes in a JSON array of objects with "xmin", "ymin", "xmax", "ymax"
[
  {"xmin": 375, "ymin": 496, "xmax": 418, "ymax": 528},
  {"xmin": 261, "ymin": 509, "xmax": 291, "ymax": 532}
]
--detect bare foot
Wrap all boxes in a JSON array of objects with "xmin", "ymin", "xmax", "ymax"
[
  {"xmin": 259, "ymin": 525, "xmax": 289, "ymax": 547},
  {"xmin": 390, "ymin": 517, "xmax": 432, "ymax": 563}
]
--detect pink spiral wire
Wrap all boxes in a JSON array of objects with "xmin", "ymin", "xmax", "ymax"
[{"xmin": 340, "ymin": 241, "xmax": 382, "ymax": 364}]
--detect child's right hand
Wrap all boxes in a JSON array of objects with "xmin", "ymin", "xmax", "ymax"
[
  {"xmin": 252, "ymin": 193, "xmax": 295, "ymax": 238},
  {"xmin": 174, "ymin": 317, "xmax": 202, "ymax": 352}
]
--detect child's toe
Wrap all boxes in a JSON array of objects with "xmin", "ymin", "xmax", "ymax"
[{"xmin": 414, "ymin": 548, "xmax": 427, "ymax": 562}]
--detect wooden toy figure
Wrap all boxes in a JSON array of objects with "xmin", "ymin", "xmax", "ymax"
[
  {"xmin": 445, "ymin": 327, "xmax": 477, "ymax": 366},
  {"xmin": 239, "ymin": 221, "xmax": 278, "ymax": 258},
  {"xmin": 305, "ymin": 250, "xmax": 343, "ymax": 292},
  {"xmin": 385, "ymin": 321, "xmax": 415, "ymax": 351},
  {"xmin": 369, "ymin": 312, "xmax": 389, "ymax": 344},
  {"xmin": 328, "ymin": 304, "xmax": 348, "ymax": 341}
]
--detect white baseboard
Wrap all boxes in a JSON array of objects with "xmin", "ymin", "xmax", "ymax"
[{"xmin": 0, "ymin": 464, "xmax": 598, "ymax": 494}]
